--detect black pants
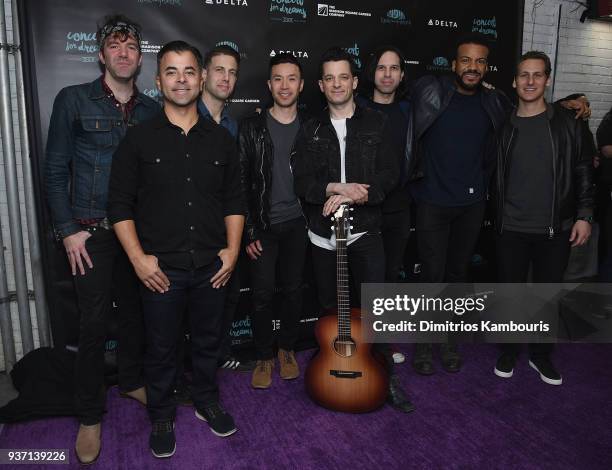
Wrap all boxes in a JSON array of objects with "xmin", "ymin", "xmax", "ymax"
[
  {"xmin": 416, "ymin": 201, "xmax": 486, "ymax": 282},
  {"xmin": 141, "ymin": 261, "xmax": 226, "ymax": 422},
  {"xmin": 382, "ymin": 208, "xmax": 411, "ymax": 282},
  {"xmin": 250, "ymin": 217, "xmax": 307, "ymax": 360},
  {"xmin": 496, "ymin": 230, "xmax": 571, "ymax": 358},
  {"xmin": 219, "ymin": 257, "xmax": 242, "ymax": 359},
  {"xmin": 311, "ymin": 233, "xmax": 393, "ymax": 372},
  {"xmin": 73, "ymin": 228, "xmax": 144, "ymax": 425},
  {"xmin": 311, "ymin": 233, "xmax": 385, "ymax": 310}
]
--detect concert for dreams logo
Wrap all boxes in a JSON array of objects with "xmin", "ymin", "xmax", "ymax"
[{"xmin": 269, "ymin": 0, "xmax": 307, "ymax": 23}]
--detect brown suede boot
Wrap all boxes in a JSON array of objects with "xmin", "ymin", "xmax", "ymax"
[
  {"xmin": 75, "ymin": 423, "xmax": 101, "ymax": 465},
  {"xmin": 120, "ymin": 386, "xmax": 147, "ymax": 405},
  {"xmin": 251, "ymin": 359, "xmax": 274, "ymax": 389},
  {"xmin": 278, "ymin": 349, "xmax": 299, "ymax": 380}
]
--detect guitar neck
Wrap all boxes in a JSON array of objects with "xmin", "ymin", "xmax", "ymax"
[{"xmin": 336, "ymin": 237, "xmax": 351, "ymax": 339}]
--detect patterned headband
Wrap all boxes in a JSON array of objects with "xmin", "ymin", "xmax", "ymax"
[{"xmin": 98, "ymin": 22, "xmax": 142, "ymax": 50}]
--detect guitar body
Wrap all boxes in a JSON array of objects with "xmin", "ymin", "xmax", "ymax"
[{"xmin": 305, "ymin": 308, "xmax": 389, "ymax": 413}]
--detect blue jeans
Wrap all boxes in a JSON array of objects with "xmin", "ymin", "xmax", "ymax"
[{"xmin": 141, "ymin": 259, "xmax": 226, "ymax": 422}]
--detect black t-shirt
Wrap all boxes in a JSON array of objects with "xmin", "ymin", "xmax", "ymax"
[
  {"xmin": 503, "ymin": 111, "xmax": 554, "ymax": 233},
  {"xmin": 266, "ymin": 110, "xmax": 302, "ymax": 224},
  {"xmin": 412, "ymin": 90, "xmax": 491, "ymax": 207},
  {"xmin": 364, "ymin": 99, "xmax": 410, "ymax": 213}
]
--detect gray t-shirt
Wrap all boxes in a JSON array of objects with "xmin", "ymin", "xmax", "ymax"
[
  {"xmin": 503, "ymin": 111, "xmax": 554, "ymax": 233},
  {"xmin": 266, "ymin": 110, "xmax": 302, "ymax": 224}
]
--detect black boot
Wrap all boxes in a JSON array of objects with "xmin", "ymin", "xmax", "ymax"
[
  {"xmin": 412, "ymin": 343, "xmax": 435, "ymax": 375},
  {"xmin": 440, "ymin": 343, "xmax": 462, "ymax": 373},
  {"xmin": 386, "ymin": 374, "xmax": 415, "ymax": 413}
]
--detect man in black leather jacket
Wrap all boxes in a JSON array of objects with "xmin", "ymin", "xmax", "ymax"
[
  {"xmin": 238, "ymin": 53, "xmax": 308, "ymax": 389},
  {"xmin": 492, "ymin": 51, "xmax": 593, "ymax": 386},
  {"xmin": 293, "ymin": 48, "xmax": 414, "ymax": 413},
  {"xmin": 406, "ymin": 34, "xmax": 511, "ymax": 376}
]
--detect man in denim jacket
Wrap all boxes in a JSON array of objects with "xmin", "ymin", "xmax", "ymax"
[{"xmin": 44, "ymin": 14, "xmax": 159, "ymax": 465}]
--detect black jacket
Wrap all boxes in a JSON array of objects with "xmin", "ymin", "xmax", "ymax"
[
  {"xmin": 293, "ymin": 103, "xmax": 399, "ymax": 238},
  {"xmin": 238, "ymin": 110, "xmax": 308, "ymax": 241},
  {"xmin": 405, "ymin": 75, "xmax": 513, "ymax": 182},
  {"xmin": 495, "ymin": 104, "xmax": 594, "ymax": 236}
]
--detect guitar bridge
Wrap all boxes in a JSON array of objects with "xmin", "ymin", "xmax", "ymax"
[{"xmin": 330, "ymin": 370, "xmax": 362, "ymax": 379}]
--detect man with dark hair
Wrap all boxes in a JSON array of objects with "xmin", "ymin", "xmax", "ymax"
[
  {"xmin": 493, "ymin": 51, "xmax": 593, "ymax": 385},
  {"xmin": 407, "ymin": 33, "xmax": 509, "ymax": 376},
  {"xmin": 200, "ymin": 45, "xmax": 240, "ymax": 137},
  {"xmin": 44, "ymin": 14, "xmax": 158, "ymax": 464},
  {"xmin": 357, "ymin": 46, "xmax": 412, "ymax": 366},
  {"xmin": 293, "ymin": 47, "xmax": 414, "ymax": 413},
  {"xmin": 406, "ymin": 34, "xmax": 589, "ymax": 376},
  {"xmin": 199, "ymin": 44, "xmax": 255, "ymax": 372},
  {"xmin": 239, "ymin": 53, "xmax": 308, "ymax": 389},
  {"xmin": 358, "ymin": 46, "xmax": 411, "ymax": 283},
  {"xmin": 109, "ymin": 40, "xmax": 244, "ymax": 458}
]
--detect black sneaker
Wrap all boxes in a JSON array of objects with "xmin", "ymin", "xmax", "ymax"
[
  {"xmin": 218, "ymin": 355, "xmax": 256, "ymax": 372},
  {"xmin": 195, "ymin": 403, "xmax": 237, "ymax": 437},
  {"xmin": 149, "ymin": 420, "xmax": 176, "ymax": 458},
  {"xmin": 529, "ymin": 358, "xmax": 562, "ymax": 385},
  {"xmin": 494, "ymin": 353, "xmax": 516, "ymax": 378}
]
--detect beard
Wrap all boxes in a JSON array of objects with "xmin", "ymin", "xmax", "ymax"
[{"xmin": 455, "ymin": 70, "xmax": 482, "ymax": 91}]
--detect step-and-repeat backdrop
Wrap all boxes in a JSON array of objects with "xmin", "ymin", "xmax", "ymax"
[{"xmin": 20, "ymin": 0, "xmax": 523, "ymax": 351}]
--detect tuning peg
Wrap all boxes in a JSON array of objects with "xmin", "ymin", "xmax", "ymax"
[
  {"xmin": 331, "ymin": 217, "xmax": 335, "ymax": 221},
  {"xmin": 350, "ymin": 217, "xmax": 353, "ymax": 220},
  {"xmin": 330, "ymin": 226, "xmax": 334, "ymax": 230},
  {"xmin": 349, "ymin": 207, "xmax": 354, "ymax": 211},
  {"xmin": 350, "ymin": 226, "xmax": 354, "ymax": 230}
]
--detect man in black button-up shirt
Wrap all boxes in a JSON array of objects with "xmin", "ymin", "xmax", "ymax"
[{"xmin": 108, "ymin": 41, "xmax": 244, "ymax": 457}]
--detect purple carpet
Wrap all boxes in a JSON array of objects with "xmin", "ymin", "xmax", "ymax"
[{"xmin": 1, "ymin": 344, "xmax": 611, "ymax": 469}]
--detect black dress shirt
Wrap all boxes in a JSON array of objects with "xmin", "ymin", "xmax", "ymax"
[{"xmin": 108, "ymin": 110, "xmax": 245, "ymax": 269}]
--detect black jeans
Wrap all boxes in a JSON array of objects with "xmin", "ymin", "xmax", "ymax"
[
  {"xmin": 141, "ymin": 260, "xmax": 226, "ymax": 422},
  {"xmin": 250, "ymin": 217, "xmax": 307, "ymax": 360},
  {"xmin": 311, "ymin": 233, "xmax": 393, "ymax": 372},
  {"xmin": 416, "ymin": 201, "xmax": 486, "ymax": 282},
  {"xmin": 382, "ymin": 208, "xmax": 411, "ymax": 282},
  {"xmin": 496, "ymin": 230, "xmax": 571, "ymax": 358},
  {"xmin": 219, "ymin": 258, "xmax": 242, "ymax": 359},
  {"xmin": 73, "ymin": 228, "xmax": 144, "ymax": 425},
  {"xmin": 311, "ymin": 233, "xmax": 385, "ymax": 309}
]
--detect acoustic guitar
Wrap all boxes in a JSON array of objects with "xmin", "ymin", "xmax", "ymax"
[{"xmin": 304, "ymin": 204, "xmax": 388, "ymax": 413}]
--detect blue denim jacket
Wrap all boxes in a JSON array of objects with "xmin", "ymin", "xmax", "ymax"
[{"xmin": 45, "ymin": 77, "xmax": 160, "ymax": 239}]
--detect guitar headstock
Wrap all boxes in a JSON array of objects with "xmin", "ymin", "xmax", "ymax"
[{"xmin": 332, "ymin": 203, "xmax": 350, "ymax": 239}]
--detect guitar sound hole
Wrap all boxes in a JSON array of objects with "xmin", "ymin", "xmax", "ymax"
[{"xmin": 333, "ymin": 338, "xmax": 356, "ymax": 357}]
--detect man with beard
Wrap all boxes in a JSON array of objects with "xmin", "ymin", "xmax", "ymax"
[
  {"xmin": 109, "ymin": 41, "xmax": 244, "ymax": 457},
  {"xmin": 493, "ymin": 51, "xmax": 593, "ymax": 385},
  {"xmin": 293, "ymin": 47, "xmax": 413, "ymax": 413},
  {"xmin": 239, "ymin": 53, "xmax": 308, "ymax": 389},
  {"xmin": 44, "ymin": 14, "xmax": 159, "ymax": 464},
  {"xmin": 406, "ymin": 34, "xmax": 588, "ymax": 376}
]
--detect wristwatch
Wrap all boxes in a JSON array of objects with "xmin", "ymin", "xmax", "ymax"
[{"xmin": 576, "ymin": 216, "xmax": 594, "ymax": 224}]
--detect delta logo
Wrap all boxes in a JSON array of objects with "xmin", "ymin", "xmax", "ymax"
[
  {"xmin": 270, "ymin": 49, "xmax": 309, "ymax": 59},
  {"xmin": 204, "ymin": 0, "xmax": 248, "ymax": 6},
  {"xmin": 381, "ymin": 9, "xmax": 410, "ymax": 26},
  {"xmin": 427, "ymin": 18, "xmax": 458, "ymax": 28}
]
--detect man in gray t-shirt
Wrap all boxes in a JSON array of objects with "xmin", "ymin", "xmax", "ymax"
[{"xmin": 238, "ymin": 54, "xmax": 308, "ymax": 389}]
